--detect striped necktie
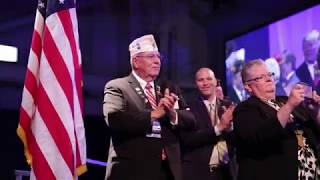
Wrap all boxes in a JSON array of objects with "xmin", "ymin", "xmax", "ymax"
[
  {"xmin": 145, "ymin": 83, "xmax": 157, "ymax": 109},
  {"xmin": 145, "ymin": 83, "xmax": 167, "ymax": 159},
  {"xmin": 209, "ymin": 103, "xmax": 215, "ymax": 125}
]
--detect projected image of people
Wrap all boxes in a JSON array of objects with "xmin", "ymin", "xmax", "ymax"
[
  {"xmin": 224, "ymin": 4, "xmax": 320, "ymax": 180},
  {"xmin": 296, "ymin": 30, "xmax": 320, "ymax": 87},
  {"xmin": 234, "ymin": 59, "xmax": 320, "ymax": 180},
  {"xmin": 225, "ymin": 4, "xmax": 320, "ymax": 99},
  {"xmin": 277, "ymin": 50, "xmax": 300, "ymax": 96},
  {"xmin": 227, "ymin": 60, "xmax": 247, "ymax": 103}
]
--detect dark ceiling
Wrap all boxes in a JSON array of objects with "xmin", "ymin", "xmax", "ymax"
[{"xmin": 1, "ymin": 0, "xmax": 319, "ymax": 26}]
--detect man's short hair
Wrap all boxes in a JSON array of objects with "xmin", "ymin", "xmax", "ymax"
[
  {"xmin": 281, "ymin": 50, "xmax": 297, "ymax": 69},
  {"xmin": 241, "ymin": 59, "xmax": 265, "ymax": 84},
  {"xmin": 303, "ymin": 30, "xmax": 320, "ymax": 42},
  {"xmin": 232, "ymin": 60, "xmax": 245, "ymax": 75}
]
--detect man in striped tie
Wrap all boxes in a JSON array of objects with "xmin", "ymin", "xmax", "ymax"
[{"xmin": 103, "ymin": 34, "xmax": 195, "ymax": 180}]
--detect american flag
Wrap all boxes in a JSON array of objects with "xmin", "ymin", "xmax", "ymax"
[{"xmin": 17, "ymin": 0, "xmax": 87, "ymax": 179}]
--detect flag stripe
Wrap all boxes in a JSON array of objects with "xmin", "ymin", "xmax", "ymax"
[
  {"xmin": 20, "ymin": 107, "xmax": 32, "ymax": 134},
  {"xmin": 27, "ymin": 51, "xmax": 40, "ymax": 78},
  {"xmin": 74, "ymin": 94, "xmax": 86, "ymax": 169},
  {"xmin": 36, "ymin": 83, "xmax": 74, "ymax": 172},
  {"xmin": 58, "ymin": 9, "xmax": 83, "ymax": 114},
  {"xmin": 21, "ymin": 89, "xmax": 36, "ymax": 119},
  {"xmin": 69, "ymin": 9, "xmax": 84, "ymax": 116},
  {"xmin": 42, "ymin": 25, "xmax": 74, "ymax": 116},
  {"xmin": 39, "ymin": 53, "xmax": 78, "ymax": 164},
  {"xmin": 57, "ymin": 9, "xmax": 85, "ymax": 168},
  {"xmin": 31, "ymin": 30, "xmax": 42, "ymax": 61},
  {"xmin": 18, "ymin": 108, "xmax": 33, "ymax": 163},
  {"xmin": 24, "ymin": 70, "xmax": 38, "ymax": 101},
  {"xmin": 58, "ymin": 9, "xmax": 79, "ymax": 72},
  {"xmin": 29, "ymin": 130, "xmax": 56, "ymax": 180},
  {"xmin": 19, "ymin": 109, "xmax": 56, "ymax": 180},
  {"xmin": 34, "ymin": 10, "xmax": 44, "ymax": 35},
  {"xmin": 40, "ymin": 53, "xmax": 75, "ymax": 144},
  {"xmin": 32, "ymin": 109, "xmax": 73, "ymax": 180},
  {"xmin": 20, "ymin": 89, "xmax": 35, "ymax": 139},
  {"xmin": 46, "ymin": 13, "xmax": 75, "ymax": 81},
  {"xmin": 18, "ymin": 1, "xmax": 87, "ymax": 179}
]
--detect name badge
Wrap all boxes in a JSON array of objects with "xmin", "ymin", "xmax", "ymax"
[{"xmin": 146, "ymin": 120, "xmax": 161, "ymax": 138}]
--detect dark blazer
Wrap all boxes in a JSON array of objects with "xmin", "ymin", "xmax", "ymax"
[
  {"xmin": 103, "ymin": 74, "xmax": 195, "ymax": 180},
  {"xmin": 275, "ymin": 82, "xmax": 287, "ymax": 96},
  {"xmin": 233, "ymin": 96, "xmax": 320, "ymax": 180},
  {"xmin": 180, "ymin": 98, "xmax": 236, "ymax": 180},
  {"xmin": 227, "ymin": 86, "xmax": 241, "ymax": 104},
  {"xmin": 296, "ymin": 62, "xmax": 313, "ymax": 86}
]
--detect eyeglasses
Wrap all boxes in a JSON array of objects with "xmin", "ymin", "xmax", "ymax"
[
  {"xmin": 245, "ymin": 72, "xmax": 275, "ymax": 83},
  {"xmin": 135, "ymin": 53, "xmax": 164, "ymax": 60}
]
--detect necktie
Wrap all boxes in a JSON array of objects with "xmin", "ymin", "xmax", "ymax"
[
  {"xmin": 208, "ymin": 102, "xmax": 229, "ymax": 167},
  {"xmin": 145, "ymin": 83, "xmax": 157, "ymax": 109},
  {"xmin": 145, "ymin": 83, "xmax": 167, "ymax": 160},
  {"xmin": 209, "ymin": 103, "xmax": 216, "ymax": 126}
]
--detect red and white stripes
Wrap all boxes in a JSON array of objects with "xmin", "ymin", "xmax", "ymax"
[
  {"xmin": 145, "ymin": 83, "xmax": 157, "ymax": 109},
  {"xmin": 17, "ymin": 4, "xmax": 86, "ymax": 180}
]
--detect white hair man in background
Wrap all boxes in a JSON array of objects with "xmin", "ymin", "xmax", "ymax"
[{"xmin": 296, "ymin": 30, "xmax": 320, "ymax": 87}]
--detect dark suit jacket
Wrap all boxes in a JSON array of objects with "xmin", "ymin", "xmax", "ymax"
[
  {"xmin": 275, "ymin": 82, "xmax": 286, "ymax": 96},
  {"xmin": 227, "ymin": 86, "xmax": 241, "ymax": 104},
  {"xmin": 296, "ymin": 62, "xmax": 313, "ymax": 86},
  {"xmin": 103, "ymin": 74, "xmax": 195, "ymax": 180},
  {"xmin": 233, "ymin": 96, "xmax": 320, "ymax": 180},
  {"xmin": 180, "ymin": 98, "xmax": 236, "ymax": 180}
]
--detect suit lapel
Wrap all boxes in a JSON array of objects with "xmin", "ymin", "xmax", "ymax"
[
  {"xmin": 195, "ymin": 98, "xmax": 212, "ymax": 127},
  {"xmin": 301, "ymin": 63, "xmax": 313, "ymax": 85},
  {"xmin": 127, "ymin": 74, "xmax": 152, "ymax": 110}
]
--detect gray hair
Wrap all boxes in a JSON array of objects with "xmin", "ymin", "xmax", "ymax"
[
  {"xmin": 241, "ymin": 59, "xmax": 265, "ymax": 83},
  {"xmin": 303, "ymin": 30, "xmax": 320, "ymax": 42}
]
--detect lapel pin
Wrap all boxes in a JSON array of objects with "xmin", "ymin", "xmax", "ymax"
[{"xmin": 135, "ymin": 87, "xmax": 141, "ymax": 92}]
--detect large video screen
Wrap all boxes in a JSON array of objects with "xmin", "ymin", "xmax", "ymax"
[{"xmin": 225, "ymin": 4, "xmax": 320, "ymax": 103}]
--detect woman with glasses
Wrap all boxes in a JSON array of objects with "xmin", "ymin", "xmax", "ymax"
[{"xmin": 233, "ymin": 59, "xmax": 320, "ymax": 180}]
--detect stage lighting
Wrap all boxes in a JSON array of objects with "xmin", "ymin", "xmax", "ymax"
[{"xmin": 0, "ymin": 44, "xmax": 18, "ymax": 63}]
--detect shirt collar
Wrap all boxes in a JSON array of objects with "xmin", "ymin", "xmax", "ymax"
[
  {"xmin": 306, "ymin": 62, "xmax": 315, "ymax": 79},
  {"xmin": 203, "ymin": 96, "xmax": 217, "ymax": 109},
  {"xmin": 132, "ymin": 70, "xmax": 155, "ymax": 89},
  {"xmin": 233, "ymin": 85, "xmax": 245, "ymax": 100},
  {"xmin": 286, "ymin": 71, "xmax": 295, "ymax": 80}
]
